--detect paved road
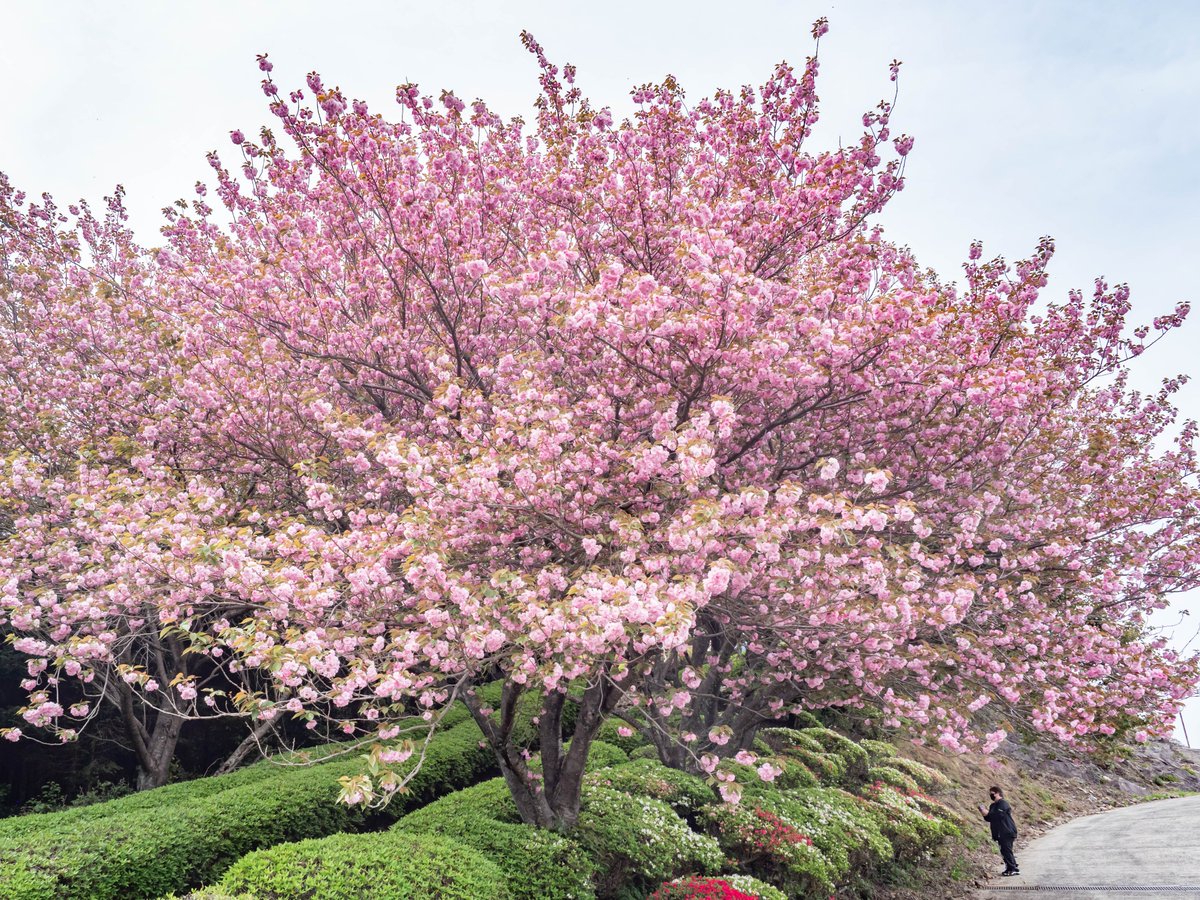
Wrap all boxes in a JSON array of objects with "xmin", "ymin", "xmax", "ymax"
[{"xmin": 976, "ymin": 795, "xmax": 1200, "ymax": 899}]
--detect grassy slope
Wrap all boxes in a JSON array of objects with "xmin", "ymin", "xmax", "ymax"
[{"xmin": 872, "ymin": 735, "xmax": 1200, "ymax": 899}]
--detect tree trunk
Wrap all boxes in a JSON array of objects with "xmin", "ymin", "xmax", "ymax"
[
  {"xmin": 216, "ymin": 718, "xmax": 277, "ymax": 775},
  {"xmin": 465, "ymin": 675, "xmax": 618, "ymax": 831},
  {"xmin": 116, "ymin": 679, "xmax": 185, "ymax": 791},
  {"xmin": 133, "ymin": 713, "xmax": 184, "ymax": 790}
]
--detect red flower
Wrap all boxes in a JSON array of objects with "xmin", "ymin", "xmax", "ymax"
[{"xmin": 650, "ymin": 877, "xmax": 759, "ymax": 899}]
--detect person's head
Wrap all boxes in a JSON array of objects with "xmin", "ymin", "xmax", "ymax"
[{"xmin": 989, "ymin": 786, "xmax": 1004, "ymax": 801}]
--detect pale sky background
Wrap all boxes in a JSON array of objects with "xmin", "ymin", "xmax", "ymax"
[{"xmin": 2, "ymin": 1, "xmax": 1198, "ymax": 742}]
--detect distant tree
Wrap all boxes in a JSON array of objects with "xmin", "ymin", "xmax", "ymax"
[{"xmin": 1, "ymin": 21, "xmax": 1196, "ymax": 824}]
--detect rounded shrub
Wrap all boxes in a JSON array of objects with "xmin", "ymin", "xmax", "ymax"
[
  {"xmin": 782, "ymin": 745, "xmax": 845, "ymax": 784},
  {"xmin": 881, "ymin": 755, "xmax": 952, "ymax": 791},
  {"xmin": 758, "ymin": 788, "xmax": 893, "ymax": 880},
  {"xmin": 858, "ymin": 739, "xmax": 897, "ymax": 761},
  {"xmin": 912, "ymin": 793, "xmax": 960, "ymax": 825},
  {"xmin": 393, "ymin": 778, "xmax": 595, "ymax": 900},
  {"xmin": 395, "ymin": 777, "xmax": 521, "ymax": 828},
  {"xmin": 597, "ymin": 718, "xmax": 649, "ymax": 754},
  {"xmin": 868, "ymin": 765, "xmax": 921, "ymax": 794},
  {"xmin": 577, "ymin": 784, "xmax": 723, "ymax": 896},
  {"xmin": 756, "ymin": 728, "xmax": 807, "ymax": 753},
  {"xmin": 700, "ymin": 802, "xmax": 834, "ymax": 898},
  {"xmin": 857, "ymin": 782, "xmax": 956, "ymax": 860},
  {"xmin": 584, "ymin": 739, "xmax": 630, "ymax": 771},
  {"xmin": 585, "ymin": 758, "xmax": 716, "ymax": 813},
  {"xmin": 219, "ymin": 832, "xmax": 509, "ymax": 899},
  {"xmin": 528, "ymin": 738, "xmax": 629, "ymax": 778},
  {"xmin": 790, "ymin": 710, "xmax": 825, "ymax": 729},
  {"xmin": 799, "ymin": 728, "xmax": 870, "ymax": 782},
  {"xmin": 774, "ymin": 757, "xmax": 818, "ymax": 790}
]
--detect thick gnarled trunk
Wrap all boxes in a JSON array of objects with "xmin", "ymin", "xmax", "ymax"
[
  {"xmin": 466, "ymin": 675, "xmax": 618, "ymax": 831},
  {"xmin": 127, "ymin": 702, "xmax": 185, "ymax": 790}
]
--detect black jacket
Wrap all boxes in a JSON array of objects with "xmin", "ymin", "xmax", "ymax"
[{"xmin": 983, "ymin": 798, "xmax": 1018, "ymax": 841}]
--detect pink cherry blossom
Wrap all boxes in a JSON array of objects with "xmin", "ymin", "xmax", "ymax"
[
  {"xmin": 0, "ymin": 22, "xmax": 1196, "ymax": 827},
  {"xmin": 756, "ymin": 762, "xmax": 783, "ymax": 783}
]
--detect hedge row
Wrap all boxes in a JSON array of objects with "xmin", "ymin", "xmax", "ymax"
[
  {"xmin": 390, "ymin": 782, "xmax": 596, "ymax": 900},
  {"xmin": 0, "ymin": 717, "xmax": 498, "ymax": 900},
  {"xmin": 222, "ymin": 750, "xmax": 726, "ymax": 900},
  {"xmin": 219, "ymin": 832, "xmax": 509, "ymax": 900},
  {"xmin": 0, "ymin": 700, "xmax": 480, "ymax": 844},
  {"xmin": 210, "ymin": 727, "xmax": 962, "ymax": 900}
]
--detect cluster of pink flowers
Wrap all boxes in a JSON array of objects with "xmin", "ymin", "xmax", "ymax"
[{"xmin": 0, "ymin": 20, "xmax": 1197, "ymax": 821}]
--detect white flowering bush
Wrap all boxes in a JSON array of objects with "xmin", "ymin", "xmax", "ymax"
[
  {"xmin": 577, "ymin": 785, "xmax": 723, "ymax": 895},
  {"xmin": 721, "ymin": 874, "xmax": 788, "ymax": 900},
  {"xmin": 758, "ymin": 788, "xmax": 893, "ymax": 879},
  {"xmin": 585, "ymin": 759, "xmax": 716, "ymax": 813},
  {"xmin": 858, "ymin": 739, "xmax": 897, "ymax": 762},
  {"xmin": 700, "ymin": 801, "xmax": 835, "ymax": 897},
  {"xmin": 882, "ymin": 755, "xmax": 952, "ymax": 791},
  {"xmin": 868, "ymin": 764, "xmax": 922, "ymax": 794}
]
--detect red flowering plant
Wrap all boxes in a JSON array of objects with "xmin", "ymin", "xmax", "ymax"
[
  {"xmin": 703, "ymin": 803, "xmax": 833, "ymax": 895},
  {"xmin": 650, "ymin": 877, "xmax": 758, "ymax": 900}
]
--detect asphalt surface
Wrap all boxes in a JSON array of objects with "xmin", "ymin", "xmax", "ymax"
[{"xmin": 975, "ymin": 795, "xmax": 1200, "ymax": 899}]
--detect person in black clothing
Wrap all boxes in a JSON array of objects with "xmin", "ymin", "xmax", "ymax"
[{"xmin": 978, "ymin": 785, "xmax": 1019, "ymax": 876}]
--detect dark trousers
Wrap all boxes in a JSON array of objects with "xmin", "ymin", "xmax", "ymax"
[{"xmin": 997, "ymin": 835, "xmax": 1018, "ymax": 871}]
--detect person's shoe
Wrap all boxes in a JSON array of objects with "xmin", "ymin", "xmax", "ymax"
[{"xmin": 1001, "ymin": 870, "xmax": 1019, "ymax": 877}]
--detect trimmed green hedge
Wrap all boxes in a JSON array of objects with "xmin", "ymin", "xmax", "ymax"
[
  {"xmin": 577, "ymin": 784, "xmax": 723, "ymax": 897},
  {"xmin": 219, "ymin": 832, "xmax": 509, "ymax": 899},
  {"xmin": 0, "ymin": 757, "xmax": 284, "ymax": 844},
  {"xmin": 596, "ymin": 718, "xmax": 649, "ymax": 754},
  {"xmin": 0, "ymin": 718, "xmax": 497, "ymax": 900},
  {"xmin": 581, "ymin": 739, "xmax": 629, "ymax": 771},
  {"xmin": 393, "ymin": 779, "xmax": 595, "ymax": 900},
  {"xmin": 0, "ymin": 704, "xmax": 480, "ymax": 845},
  {"xmin": 881, "ymin": 755, "xmax": 952, "ymax": 791},
  {"xmin": 585, "ymin": 758, "xmax": 716, "ymax": 813},
  {"xmin": 868, "ymin": 764, "xmax": 922, "ymax": 794}
]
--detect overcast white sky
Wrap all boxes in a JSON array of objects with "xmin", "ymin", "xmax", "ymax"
[{"xmin": 3, "ymin": 0, "xmax": 1198, "ymax": 743}]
